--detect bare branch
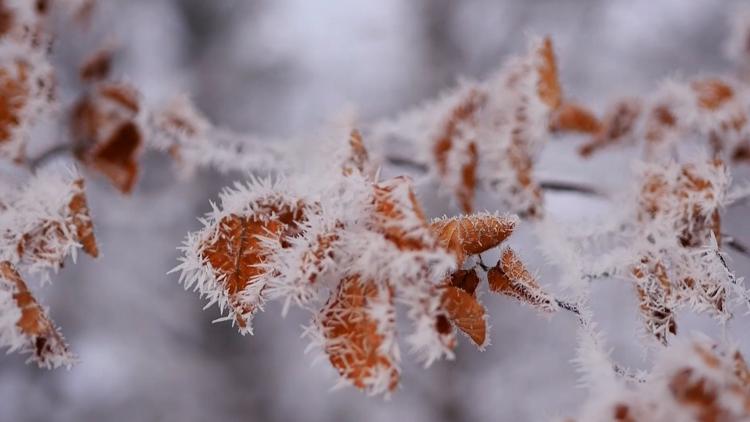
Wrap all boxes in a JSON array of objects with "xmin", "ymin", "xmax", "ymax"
[{"xmin": 29, "ymin": 144, "xmax": 74, "ymax": 171}]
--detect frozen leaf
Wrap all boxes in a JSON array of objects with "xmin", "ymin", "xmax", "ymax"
[
  {"xmin": 0, "ymin": 261, "xmax": 74, "ymax": 368},
  {"xmin": 430, "ymin": 213, "xmax": 518, "ymax": 266},
  {"xmin": 199, "ymin": 200, "xmax": 304, "ymax": 333},
  {"xmin": 3, "ymin": 170, "xmax": 99, "ymax": 276},
  {"xmin": 0, "ymin": 58, "xmax": 41, "ymax": 162},
  {"xmin": 579, "ymin": 98, "xmax": 641, "ymax": 157},
  {"xmin": 72, "ymin": 82, "xmax": 142, "ymax": 193},
  {"xmin": 536, "ymin": 36, "xmax": 562, "ymax": 109},
  {"xmin": 733, "ymin": 140, "xmax": 750, "ymax": 162},
  {"xmin": 632, "ymin": 257, "xmax": 677, "ymax": 345},
  {"xmin": 439, "ymin": 285, "xmax": 487, "ymax": 347},
  {"xmin": 79, "ymin": 47, "xmax": 114, "ymax": 82},
  {"xmin": 432, "ymin": 90, "xmax": 485, "ymax": 212},
  {"xmin": 0, "ymin": 2, "xmax": 13, "ymax": 37},
  {"xmin": 320, "ymin": 275, "xmax": 399, "ymax": 395},
  {"xmin": 372, "ymin": 176, "xmax": 434, "ymax": 251},
  {"xmin": 433, "ymin": 89, "xmax": 485, "ymax": 177},
  {"xmin": 342, "ymin": 129, "xmax": 374, "ymax": 179},
  {"xmin": 447, "ymin": 268, "xmax": 480, "ymax": 296},
  {"xmin": 692, "ymin": 79, "xmax": 734, "ymax": 111},
  {"xmin": 0, "ymin": 61, "xmax": 27, "ymax": 147},
  {"xmin": 488, "ymin": 247, "xmax": 557, "ymax": 312},
  {"xmin": 68, "ymin": 179, "xmax": 98, "ymax": 258},
  {"xmin": 456, "ymin": 142, "xmax": 479, "ymax": 213},
  {"xmin": 644, "ymin": 105, "xmax": 678, "ymax": 147},
  {"xmin": 550, "ymin": 102, "xmax": 602, "ymax": 134}
]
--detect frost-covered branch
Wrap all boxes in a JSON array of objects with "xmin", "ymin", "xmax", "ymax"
[
  {"xmin": 369, "ymin": 36, "xmax": 600, "ymax": 217},
  {"xmin": 173, "ymin": 129, "xmax": 567, "ymax": 395}
]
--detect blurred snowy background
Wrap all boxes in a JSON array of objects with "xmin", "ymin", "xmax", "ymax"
[{"xmin": 2, "ymin": 0, "xmax": 750, "ymax": 421}]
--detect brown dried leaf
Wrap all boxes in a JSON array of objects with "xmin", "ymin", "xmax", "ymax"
[
  {"xmin": 299, "ymin": 229, "xmax": 340, "ymax": 284},
  {"xmin": 644, "ymin": 104, "xmax": 678, "ymax": 147},
  {"xmin": 430, "ymin": 214, "xmax": 517, "ymax": 266},
  {"xmin": 0, "ymin": 261, "xmax": 73, "ymax": 368},
  {"xmin": 632, "ymin": 257, "xmax": 677, "ymax": 345},
  {"xmin": 457, "ymin": 142, "xmax": 479, "ymax": 213},
  {"xmin": 69, "ymin": 179, "xmax": 98, "ymax": 257},
  {"xmin": 488, "ymin": 248, "xmax": 556, "ymax": 312},
  {"xmin": 74, "ymin": 0, "xmax": 97, "ymax": 25},
  {"xmin": 320, "ymin": 276, "xmax": 399, "ymax": 392},
  {"xmin": 508, "ymin": 103, "xmax": 544, "ymax": 218},
  {"xmin": 440, "ymin": 285, "xmax": 487, "ymax": 347},
  {"xmin": 638, "ymin": 170, "xmax": 670, "ymax": 219},
  {"xmin": 536, "ymin": 36, "xmax": 562, "ymax": 109},
  {"xmin": 35, "ymin": 0, "xmax": 49, "ymax": 15},
  {"xmin": 15, "ymin": 179, "xmax": 98, "ymax": 268},
  {"xmin": 734, "ymin": 351, "xmax": 750, "ymax": 388},
  {"xmin": 579, "ymin": 98, "xmax": 641, "ymax": 158},
  {"xmin": 669, "ymin": 368, "xmax": 721, "ymax": 419},
  {"xmin": 0, "ymin": 60, "xmax": 29, "ymax": 161},
  {"xmin": 90, "ymin": 121, "xmax": 141, "ymax": 194},
  {"xmin": 447, "ymin": 268, "xmax": 480, "ymax": 296},
  {"xmin": 549, "ymin": 102, "xmax": 602, "ymax": 134},
  {"xmin": 733, "ymin": 140, "xmax": 750, "ymax": 163},
  {"xmin": 373, "ymin": 176, "xmax": 433, "ymax": 251},
  {"xmin": 72, "ymin": 83, "xmax": 142, "ymax": 193},
  {"xmin": 692, "ymin": 79, "xmax": 734, "ymax": 111},
  {"xmin": 201, "ymin": 203, "xmax": 303, "ymax": 331},
  {"xmin": 97, "ymin": 83, "xmax": 139, "ymax": 113},
  {"xmin": 342, "ymin": 129, "xmax": 371, "ymax": 177},
  {"xmin": 80, "ymin": 48, "xmax": 114, "ymax": 82},
  {"xmin": 665, "ymin": 344, "xmax": 750, "ymax": 420},
  {"xmin": 676, "ymin": 160, "xmax": 724, "ymax": 247},
  {"xmin": 433, "ymin": 89, "xmax": 485, "ymax": 176},
  {"xmin": 0, "ymin": 0, "xmax": 13, "ymax": 38}
]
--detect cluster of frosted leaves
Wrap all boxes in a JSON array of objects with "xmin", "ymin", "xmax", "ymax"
[
  {"xmin": 70, "ymin": 52, "xmax": 286, "ymax": 192},
  {"xmin": 0, "ymin": 168, "xmax": 97, "ymax": 368},
  {"xmin": 571, "ymin": 338, "xmax": 750, "ymax": 422},
  {"xmin": 0, "ymin": 0, "xmax": 97, "ymax": 163},
  {"xmin": 0, "ymin": 168, "xmax": 98, "ymax": 277},
  {"xmin": 0, "ymin": 0, "xmax": 266, "ymax": 193},
  {"xmin": 578, "ymin": 77, "xmax": 750, "ymax": 163},
  {"xmin": 0, "ymin": 261, "xmax": 74, "ymax": 368},
  {"xmin": 175, "ymin": 130, "xmax": 558, "ymax": 395},
  {"xmin": 626, "ymin": 160, "xmax": 747, "ymax": 344},
  {"xmin": 371, "ymin": 36, "xmax": 598, "ymax": 218},
  {"xmin": 69, "ymin": 51, "xmax": 281, "ymax": 193}
]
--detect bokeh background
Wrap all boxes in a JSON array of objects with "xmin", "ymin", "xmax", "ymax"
[{"xmin": 2, "ymin": 1, "xmax": 750, "ymax": 421}]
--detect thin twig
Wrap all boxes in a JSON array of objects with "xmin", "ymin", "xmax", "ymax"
[
  {"xmin": 613, "ymin": 364, "xmax": 647, "ymax": 384},
  {"xmin": 540, "ymin": 180, "xmax": 606, "ymax": 198},
  {"xmin": 28, "ymin": 144, "xmax": 73, "ymax": 171},
  {"xmin": 556, "ymin": 299, "xmax": 580, "ymax": 315},
  {"xmin": 385, "ymin": 155, "xmax": 429, "ymax": 173},
  {"xmin": 385, "ymin": 154, "xmax": 605, "ymax": 198},
  {"xmin": 724, "ymin": 236, "xmax": 750, "ymax": 257},
  {"xmin": 476, "ymin": 255, "xmax": 490, "ymax": 272}
]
